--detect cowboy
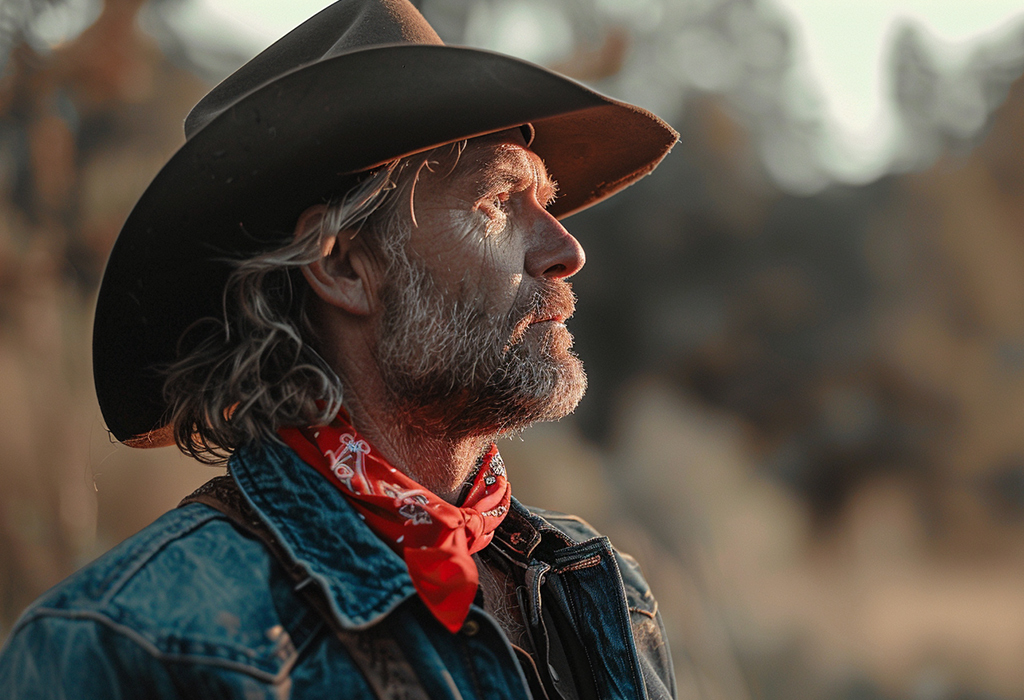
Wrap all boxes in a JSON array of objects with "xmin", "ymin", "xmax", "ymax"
[{"xmin": 0, "ymin": 0, "xmax": 677, "ymax": 697}]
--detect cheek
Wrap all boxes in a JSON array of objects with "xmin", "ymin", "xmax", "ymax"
[
  {"xmin": 409, "ymin": 209, "xmax": 528, "ymax": 309},
  {"xmin": 417, "ymin": 211, "xmax": 488, "ymax": 263},
  {"xmin": 475, "ymin": 235, "xmax": 527, "ymax": 310},
  {"xmin": 484, "ymin": 272, "xmax": 523, "ymax": 313}
]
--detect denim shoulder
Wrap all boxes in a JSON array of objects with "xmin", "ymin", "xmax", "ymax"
[
  {"xmin": 525, "ymin": 506, "xmax": 660, "ymax": 618},
  {"xmin": 0, "ymin": 503, "xmax": 319, "ymax": 699},
  {"xmin": 526, "ymin": 505, "xmax": 676, "ymax": 700}
]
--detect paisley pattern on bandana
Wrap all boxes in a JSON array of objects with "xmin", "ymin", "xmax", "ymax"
[{"xmin": 279, "ymin": 412, "xmax": 511, "ymax": 633}]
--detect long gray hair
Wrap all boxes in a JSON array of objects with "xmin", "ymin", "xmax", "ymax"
[{"xmin": 162, "ymin": 145, "xmax": 460, "ymax": 463}]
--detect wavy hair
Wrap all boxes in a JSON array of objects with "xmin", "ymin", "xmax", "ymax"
[{"xmin": 162, "ymin": 144, "xmax": 463, "ymax": 463}]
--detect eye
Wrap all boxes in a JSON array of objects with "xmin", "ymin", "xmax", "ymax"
[
  {"xmin": 475, "ymin": 191, "xmax": 511, "ymax": 235},
  {"xmin": 489, "ymin": 192, "xmax": 510, "ymax": 211},
  {"xmin": 475, "ymin": 191, "xmax": 509, "ymax": 214}
]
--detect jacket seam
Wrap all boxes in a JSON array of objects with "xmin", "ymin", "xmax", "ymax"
[
  {"xmin": 627, "ymin": 602, "xmax": 658, "ymax": 620},
  {"xmin": 600, "ymin": 549, "xmax": 652, "ymax": 698},
  {"xmin": 96, "ymin": 505, "xmax": 226, "ymax": 605},
  {"xmin": 15, "ymin": 608, "xmax": 306, "ymax": 684},
  {"xmin": 553, "ymin": 555, "xmax": 602, "ymax": 573},
  {"xmin": 561, "ymin": 577, "xmax": 605, "ymax": 696},
  {"xmin": 233, "ymin": 448, "xmax": 417, "ymax": 627}
]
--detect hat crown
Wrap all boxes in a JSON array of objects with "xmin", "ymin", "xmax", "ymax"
[{"xmin": 184, "ymin": 0, "xmax": 442, "ymax": 138}]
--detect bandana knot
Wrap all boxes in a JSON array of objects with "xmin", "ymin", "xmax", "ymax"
[{"xmin": 279, "ymin": 413, "xmax": 511, "ymax": 632}]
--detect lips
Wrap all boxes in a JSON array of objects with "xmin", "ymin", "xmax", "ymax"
[
  {"xmin": 526, "ymin": 282, "xmax": 575, "ymax": 325},
  {"xmin": 529, "ymin": 313, "xmax": 567, "ymax": 325},
  {"xmin": 503, "ymin": 281, "xmax": 576, "ymax": 350}
]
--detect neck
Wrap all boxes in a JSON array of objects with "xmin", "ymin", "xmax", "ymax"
[
  {"xmin": 341, "ymin": 389, "xmax": 496, "ymax": 503},
  {"xmin": 315, "ymin": 316, "xmax": 497, "ymax": 503}
]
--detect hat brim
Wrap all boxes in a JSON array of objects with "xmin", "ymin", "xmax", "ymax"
[{"xmin": 93, "ymin": 43, "xmax": 678, "ymax": 444}]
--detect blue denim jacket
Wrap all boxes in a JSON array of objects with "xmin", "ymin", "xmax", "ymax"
[{"xmin": 0, "ymin": 441, "xmax": 675, "ymax": 699}]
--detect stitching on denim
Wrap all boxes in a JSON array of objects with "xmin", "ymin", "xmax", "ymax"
[
  {"xmin": 234, "ymin": 447, "xmax": 415, "ymax": 625},
  {"xmin": 599, "ymin": 546, "xmax": 650, "ymax": 697},
  {"xmin": 554, "ymin": 555, "xmax": 602, "ymax": 573},
  {"xmin": 627, "ymin": 605, "xmax": 658, "ymax": 620},
  {"xmin": 97, "ymin": 506, "xmax": 225, "ymax": 605},
  {"xmin": 561, "ymin": 580, "xmax": 604, "ymax": 695},
  {"xmin": 16, "ymin": 608, "xmax": 299, "ymax": 684}
]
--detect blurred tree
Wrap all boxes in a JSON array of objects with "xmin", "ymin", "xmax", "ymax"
[{"xmin": 0, "ymin": 0, "xmax": 210, "ymax": 635}]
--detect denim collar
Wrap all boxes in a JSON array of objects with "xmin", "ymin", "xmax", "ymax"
[
  {"xmin": 230, "ymin": 440, "xmax": 417, "ymax": 630},
  {"xmin": 229, "ymin": 439, "xmax": 576, "ymax": 630}
]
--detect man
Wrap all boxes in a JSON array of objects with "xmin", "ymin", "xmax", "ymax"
[{"xmin": 0, "ymin": 0, "xmax": 678, "ymax": 697}]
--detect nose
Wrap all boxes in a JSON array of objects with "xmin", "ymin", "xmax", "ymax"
[{"xmin": 525, "ymin": 209, "xmax": 586, "ymax": 279}]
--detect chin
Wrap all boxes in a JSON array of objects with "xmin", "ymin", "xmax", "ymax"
[
  {"xmin": 486, "ymin": 351, "xmax": 588, "ymax": 436},
  {"xmin": 377, "ymin": 309, "xmax": 587, "ymax": 437}
]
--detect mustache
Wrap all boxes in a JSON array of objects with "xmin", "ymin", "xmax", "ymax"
[
  {"xmin": 505, "ymin": 280, "xmax": 577, "ymax": 346},
  {"xmin": 525, "ymin": 279, "xmax": 576, "ymax": 323}
]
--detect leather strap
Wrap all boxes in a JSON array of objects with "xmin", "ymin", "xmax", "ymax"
[{"xmin": 180, "ymin": 476, "xmax": 433, "ymax": 700}]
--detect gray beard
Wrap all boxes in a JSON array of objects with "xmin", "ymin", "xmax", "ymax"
[{"xmin": 374, "ymin": 251, "xmax": 586, "ymax": 439}]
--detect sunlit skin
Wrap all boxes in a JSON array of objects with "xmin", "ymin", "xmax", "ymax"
[{"xmin": 301, "ymin": 128, "xmax": 585, "ymax": 503}]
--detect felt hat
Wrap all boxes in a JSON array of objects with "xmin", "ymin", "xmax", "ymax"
[{"xmin": 93, "ymin": 0, "xmax": 678, "ymax": 445}]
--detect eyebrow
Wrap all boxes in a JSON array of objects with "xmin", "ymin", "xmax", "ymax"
[{"xmin": 470, "ymin": 147, "xmax": 558, "ymax": 204}]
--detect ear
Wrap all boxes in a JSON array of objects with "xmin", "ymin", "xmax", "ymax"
[{"xmin": 295, "ymin": 204, "xmax": 381, "ymax": 316}]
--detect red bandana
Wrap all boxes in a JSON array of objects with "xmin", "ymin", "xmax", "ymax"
[{"xmin": 278, "ymin": 412, "xmax": 511, "ymax": 633}]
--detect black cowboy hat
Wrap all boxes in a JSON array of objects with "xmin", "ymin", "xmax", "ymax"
[{"xmin": 93, "ymin": 0, "xmax": 678, "ymax": 446}]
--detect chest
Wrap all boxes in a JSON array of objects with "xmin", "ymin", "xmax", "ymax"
[{"xmin": 272, "ymin": 538, "xmax": 655, "ymax": 700}]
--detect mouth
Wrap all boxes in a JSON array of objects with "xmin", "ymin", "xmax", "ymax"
[
  {"xmin": 529, "ymin": 313, "xmax": 567, "ymax": 325},
  {"xmin": 507, "ymin": 281, "xmax": 577, "ymax": 346},
  {"xmin": 505, "ymin": 312, "xmax": 569, "ymax": 352}
]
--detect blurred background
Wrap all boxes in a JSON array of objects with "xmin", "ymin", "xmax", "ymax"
[{"xmin": 3, "ymin": 0, "xmax": 1024, "ymax": 697}]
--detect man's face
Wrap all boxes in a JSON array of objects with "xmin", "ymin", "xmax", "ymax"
[{"xmin": 373, "ymin": 129, "xmax": 588, "ymax": 437}]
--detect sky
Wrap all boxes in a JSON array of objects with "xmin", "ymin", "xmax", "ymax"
[
  {"xmin": 771, "ymin": 0, "xmax": 1024, "ymax": 181},
  {"xmin": 774, "ymin": 0, "xmax": 1024, "ymax": 136}
]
